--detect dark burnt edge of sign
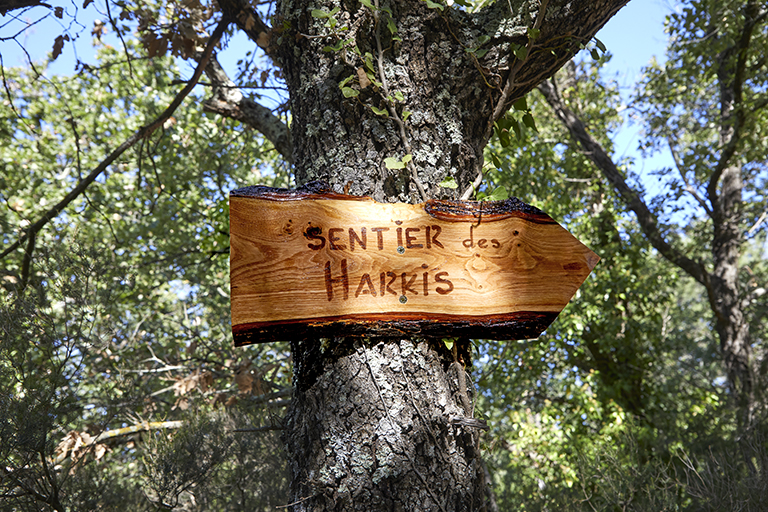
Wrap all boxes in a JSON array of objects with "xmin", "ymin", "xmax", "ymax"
[
  {"xmin": 231, "ymin": 311, "xmax": 558, "ymax": 346},
  {"xmin": 230, "ymin": 180, "xmax": 370, "ymax": 202},
  {"xmin": 230, "ymin": 181, "xmax": 553, "ymax": 224},
  {"xmin": 423, "ymin": 199, "xmax": 554, "ymax": 224}
]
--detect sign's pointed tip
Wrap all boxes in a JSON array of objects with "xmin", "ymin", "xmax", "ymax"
[{"xmin": 586, "ymin": 251, "xmax": 601, "ymax": 271}]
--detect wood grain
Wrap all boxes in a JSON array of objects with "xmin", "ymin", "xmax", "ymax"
[{"xmin": 230, "ymin": 183, "xmax": 599, "ymax": 345}]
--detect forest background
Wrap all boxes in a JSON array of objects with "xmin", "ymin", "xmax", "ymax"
[{"xmin": 1, "ymin": 0, "xmax": 766, "ymax": 510}]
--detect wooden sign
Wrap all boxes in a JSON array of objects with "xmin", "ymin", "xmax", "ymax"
[{"xmin": 230, "ymin": 183, "xmax": 598, "ymax": 346}]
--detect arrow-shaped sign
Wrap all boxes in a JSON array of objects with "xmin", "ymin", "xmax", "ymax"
[{"xmin": 230, "ymin": 183, "xmax": 599, "ymax": 346}]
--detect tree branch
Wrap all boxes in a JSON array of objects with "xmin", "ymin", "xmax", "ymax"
[
  {"xmin": 0, "ymin": 18, "xmax": 230, "ymax": 289},
  {"xmin": 216, "ymin": 0, "xmax": 274, "ymax": 56},
  {"xmin": 201, "ymin": 54, "xmax": 293, "ymax": 163},
  {"xmin": 462, "ymin": 0, "xmax": 551, "ymax": 201},
  {"xmin": 474, "ymin": 0, "xmax": 629, "ymax": 130},
  {"xmin": 460, "ymin": 0, "xmax": 629, "ymax": 199},
  {"xmin": 485, "ymin": 0, "xmax": 550, "ymax": 140},
  {"xmin": 0, "ymin": 0, "xmax": 49, "ymax": 14},
  {"xmin": 538, "ymin": 77, "xmax": 711, "ymax": 288},
  {"xmin": 666, "ymin": 135, "xmax": 713, "ymax": 217},
  {"xmin": 707, "ymin": 0, "xmax": 760, "ymax": 207}
]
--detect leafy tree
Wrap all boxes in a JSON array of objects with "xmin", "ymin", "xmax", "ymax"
[
  {"xmin": 538, "ymin": 0, "xmax": 768, "ymax": 426},
  {"xmin": 1, "ymin": 0, "xmax": 630, "ymax": 509},
  {"xmin": 1, "ymin": 41, "xmax": 291, "ymax": 510}
]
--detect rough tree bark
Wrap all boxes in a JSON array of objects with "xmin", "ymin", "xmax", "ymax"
[{"xmin": 212, "ymin": 0, "xmax": 628, "ymax": 509}]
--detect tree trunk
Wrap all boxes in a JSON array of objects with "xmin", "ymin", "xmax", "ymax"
[
  {"xmin": 271, "ymin": 0, "xmax": 629, "ymax": 508},
  {"xmin": 284, "ymin": 338, "xmax": 483, "ymax": 510},
  {"xmin": 710, "ymin": 15, "xmax": 754, "ymax": 420}
]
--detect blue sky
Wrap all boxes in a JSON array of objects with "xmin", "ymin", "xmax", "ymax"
[{"xmin": 596, "ymin": 0, "xmax": 673, "ymax": 179}]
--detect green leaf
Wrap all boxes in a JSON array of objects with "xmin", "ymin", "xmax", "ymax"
[
  {"xmin": 527, "ymin": 27, "xmax": 540, "ymax": 40},
  {"xmin": 514, "ymin": 46, "xmax": 528, "ymax": 61},
  {"xmin": 424, "ymin": 0, "xmax": 444, "ymax": 11},
  {"xmin": 477, "ymin": 35, "xmax": 491, "ymax": 46},
  {"xmin": 365, "ymin": 69, "xmax": 379, "ymax": 86},
  {"xmin": 364, "ymin": 53, "xmax": 375, "ymax": 73},
  {"xmin": 384, "ymin": 156, "xmax": 409, "ymax": 169},
  {"xmin": 591, "ymin": 48, "xmax": 601, "ymax": 60},
  {"xmin": 370, "ymin": 105, "xmax": 388, "ymax": 116},
  {"xmin": 497, "ymin": 116, "xmax": 513, "ymax": 131},
  {"xmin": 311, "ymin": 7, "xmax": 338, "ymax": 18},
  {"xmin": 475, "ymin": 49, "xmax": 488, "ymax": 58},
  {"xmin": 513, "ymin": 97, "xmax": 528, "ymax": 111},
  {"xmin": 498, "ymin": 127, "xmax": 510, "ymax": 147},
  {"xmin": 443, "ymin": 339, "xmax": 454, "ymax": 350},
  {"xmin": 338, "ymin": 75, "xmax": 355, "ymax": 87},
  {"xmin": 360, "ymin": 0, "xmax": 375, "ymax": 10},
  {"xmin": 401, "ymin": 110, "xmax": 411, "ymax": 122},
  {"xmin": 439, "ymin": 176, "xmax": 459, "ymax": 189},
  {"xmin": 594, "ymin": 37, "xmax": 606, "ymax": 52},
  {"xmin": 387, "ymin": 16, "xmax": 397, "ymax": 35},
  {"xmin": 341, "ymin": 87, "xmax": 359, "ymax": 98},
  {"xmin": 522, "ymin": 112, "xmax": 537, "ymax": 132},
  {"xmin": 485, "ymin": 186, "xmax": 509, "ymax": 201},
  {"xmin": 323, "ymin": 40, "xmax": 345, "ymax": 52},
  {"xmin": 393, "ymin": 90, "xmax": 404, "ymax": 102},
  {"xmin": 491, "ymin": 154, "xmax": 502, "ymax": 169}
]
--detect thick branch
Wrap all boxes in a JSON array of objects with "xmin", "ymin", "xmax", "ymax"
[
  {"xmin": 475, "ymin": 0, "xmax": 629, "ymax": 129},
  {"xmin": 0, "ymin": 19, "xmax": 230, "ymax": 285},
  {"xmin": 0, "ymin": 0, "xmax": 48, "ymax": 14},
  {"xmin": 538, "ymin": 78, "xmax": 711, "ymax": 288},
  {"xmin": 202, "ymin": 54, "xmax": 293, "ymax": 163},
  {"xmin": 216, "ymin": 0, "xmax": 274, "ymax": 55}
]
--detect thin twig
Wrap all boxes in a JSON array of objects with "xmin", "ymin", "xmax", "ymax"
[
  {"xmin": 460, "ymin": 167, "xmax": 486, "ymax": 201},
  {"xmin": 487, "ymin": 0, "xmax": 550, "ymax": 134},
  {"xmin": 0, "ymin": 52, "xmax": 37, "ymax": 134},
  {"xmin": 276, "ymin": 495, "xmax": 313, "ymax": 509},
  {"xmin": 232, "ymin": 425, "xmax": 283, "ymax": 433},
  {"xmin": 747, "ymin": 209, "xmax": 767, "ymax": 236},
  {"xmin": 372, "ymin": 0, "xmax": 428, "ymax": 201},
  {"xmin": 105, "ymin": 0, "xmax": 135, "ymax": 82},
  {"xmin": 667, "ymin": 135, "xmax": 713, "ymax": 216}
]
